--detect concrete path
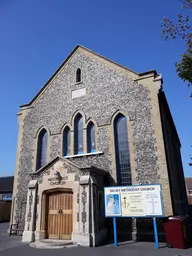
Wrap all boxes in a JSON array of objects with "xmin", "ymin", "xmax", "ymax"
[
  {"xmin": 1, "ymin": 241, "xmax": 192, "ymax": 256},
  {"xmin": 0, "ymin": 222, "xmax": 23, "ymax": 252},
  {"xmin": 1, "ymin": 223, "xmax": 192, "ymax": 256}
]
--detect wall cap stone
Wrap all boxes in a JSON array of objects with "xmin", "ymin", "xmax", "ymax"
[
  {"xmin": 28, "ymin": 180, "xmax": 38, "ymax": 189},
  {"xmin": 79, "ymin": 175, "xmax": 90, "ymax": 185}
]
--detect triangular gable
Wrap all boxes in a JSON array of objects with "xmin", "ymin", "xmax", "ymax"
[
  {"xmin": 20, "ymin": 45, "xmax": 148, "ymax": 108},
  {"xmin": 29, "ymin": 155, "xmax": 82, "ymax": 178},
  {"xmin": 29, "ymin": 155, "xmax": 108, "ymax": 180}
]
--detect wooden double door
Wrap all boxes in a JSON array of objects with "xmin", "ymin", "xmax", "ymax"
[{"xmin": 46, "ymin": 191, "xmax": 73, "ymax": 240}]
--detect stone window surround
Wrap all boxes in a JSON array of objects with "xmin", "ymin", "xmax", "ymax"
[
  {"xmin": 75, "ymin": 81, "xmax": 83, "ymax": 86},
  {"xmin": 63, "ymin": 126, "xmax": 71, "ymax": 156},
  {"xmin": 61, "ymin": 113, "xmax": 99, "ymax": 157},
  {"xmin": 114, "ymin": 114, "xmax": 132, "ymax": 186},
  {"xmin": 74, "ymin": 113, "xmax": 84, "ymax": 154},
  {"xmin": 34, "ymin": 113, "xmax": 100, "ymax": 170},
  {"xmin": 34, "ymin": 126, "xmax": 51, "ymax": 172},
  {"xmin": 76, "ymin": 68, "xmax": 82, "ymax": 83},
  {"xmin": 33, "ymin": 111, "xmax": 136, "ymax": 187},
  {"xmin": 36, "ymin": 128, "xmax": 48, "ymax": 170}
]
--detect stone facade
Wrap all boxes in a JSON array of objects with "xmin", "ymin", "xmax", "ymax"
[{"xmin": 10, "ymin": 45, "xmax": 188, "ymax": 246}]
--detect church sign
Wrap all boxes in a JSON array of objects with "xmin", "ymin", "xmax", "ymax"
[{"xmin": 104, "ymin": 184, "xmax": 164, "ymax": 218}]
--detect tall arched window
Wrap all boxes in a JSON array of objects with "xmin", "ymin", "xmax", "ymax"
[
  {"xmin": 87, "ymin": 122, "xmax": 96, "ymax": 153},
  {"xmin": 74, "ymin": 114, "xmax": 84, "ymax": 154},
  {"xmin": 76, "ymin": 68, "xmax": 81, "ymax": 83},
  {"xmin": 114, "ymin": 114, "xmax": 132, "ymax": 186},
  {"xmin": 63, "ymin": 126, "xmax": 70, "ymax": 156},
  {"xmin": 36, "ymin": 129, "xmax": 48, "ymax": 170}
]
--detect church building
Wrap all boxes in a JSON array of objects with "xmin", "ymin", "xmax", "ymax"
[{"xmin": 10, "ymin": 45, "xmax": 188, "ymax": 246}]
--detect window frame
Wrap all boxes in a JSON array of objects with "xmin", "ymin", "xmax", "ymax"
[
  {"xmin": 36, "ymin": 128, "xmax": 48, "ymax": 170},
  {"xmin": 114, "ymin": 114, "xmax": 132, "ymax": 186},
  {"xmin": 2, "ymin": 193, "xmax": 12, "ymax": 201},
  {"xmin": 63, "ymin": 126, "xmax": 71, "ymax": 156},
  {"xmin": 74, "ymin": 114, "xmax": 84, "ymax": 154},
  {"xmin": 87, "ymin": 121, "xmax": 96, "ymax": 153},
  {"xmin": 76, "ymin": 68, "xmax": 81, "ymax": 83}
]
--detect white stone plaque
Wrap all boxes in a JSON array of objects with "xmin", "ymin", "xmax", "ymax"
[{"xmin": 72, "ymin": 88, "xmax": 86, "ymax": 99}]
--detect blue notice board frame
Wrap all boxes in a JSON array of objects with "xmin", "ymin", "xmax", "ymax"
[{"xmin": 104, "ymin": 184, "xmax": 165, "ymax": 249}]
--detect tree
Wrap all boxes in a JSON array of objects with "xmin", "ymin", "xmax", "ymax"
[
  {"xmin": 161, "ymin": 0, "xmax": 192, "ymax": 94},
  {"xmin": 176, "ymin": 46, "xmax": 192, "ymax": 89}
]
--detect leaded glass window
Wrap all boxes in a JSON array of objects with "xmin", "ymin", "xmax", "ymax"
[
  {"xmin": 36, "ymin": 129, "xmax": 48, "ymax": 169},
  {"xmin": 87, "ymin": 122, "xmax": 96, "ymax": 153},
  {"xmin": 74, "ymin": 114, "xmax": 84, "ymax": 154},
  {"xmin": 63, "ymin": 127, "xmax": 70, "ymax": 156},
  {"xmin": 76, "ymin": 68, "xmax": 81, "ymax": 83},
  {"xmin": 114, "ymin": 114, "xmax": 132, "ymax": 186}
]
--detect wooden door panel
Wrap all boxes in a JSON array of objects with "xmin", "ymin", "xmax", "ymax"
[
  {"xmin": 47, "ymin": 192, "xmax": 73, "ymax": 240},
  {"xmin": 60, "ymin": 214, "xmax": 72, "ymax": 239},
  {"xmin": 47, "ymin": 193, "xmax": 60, "ymax": 239},
  {"xmin": 48, "ymin": 214, "xmax": 59, "ymax": 239},
  {"xmin": 60, "ymin": 193, "xmax": 73, "ymax": 240}
]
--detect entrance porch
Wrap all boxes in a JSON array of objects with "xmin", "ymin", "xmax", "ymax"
[{"xmin": 22, "ymin": 156, "xmax": 107, "ymax": 246}]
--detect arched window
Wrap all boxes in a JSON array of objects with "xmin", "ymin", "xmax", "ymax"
[
  {"xmin": 36, "ymin": 129, "xmax": 48, "ymax": 170},
  {"xmin": 63, "ymin": 126, "xmax": 70, "ymax": 156},
  {"xmin": 114, "ymin": 114, "xmax": 132, "ymax": 186},
  {"xmin": 74, "ymin": 114, "xmax": 84, "ymax": 154},
  {"xmin": 87, "ymin": 122, "xmax": 96, "ymax": 153},
  {"xmin": 76, "ymin": 68, "xmax": 81, "ymax": 83}
]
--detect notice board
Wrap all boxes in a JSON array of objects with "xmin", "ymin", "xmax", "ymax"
[{"xmin": 104, "ymin": 185, "xmax": 164, "ymax": 218}]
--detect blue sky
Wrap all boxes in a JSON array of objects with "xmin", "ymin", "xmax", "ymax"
[{"xmin": 0, "ymin": 0, "xmax": 191, "ymax": 177}]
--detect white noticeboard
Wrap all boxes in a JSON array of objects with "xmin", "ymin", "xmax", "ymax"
[{"xmin": 104, "ymin": 185, "xmax": 164, "ymax": 218}]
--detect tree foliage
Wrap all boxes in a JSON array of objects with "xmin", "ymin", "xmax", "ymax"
[
  {"xmin": 161, "ymin": 0, "xmax": 192, "ymax": 91},
  {"xmin": 176, "ymin": 46, "xmax": 192, "ymax": 90}
]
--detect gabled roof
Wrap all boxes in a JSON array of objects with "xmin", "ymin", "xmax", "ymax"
[
  {"xmin": 20, "ymin": 45, "xmax": 157, "ymax": 108},
  {"xmin": 29, "ymin": 156, "xmax": 81, "ymax": 177},
  {"xmin": 0, "ymin": 176, "xmax": 14, "ymax": 193},
  {"xmin": 29, "ymin": 155, "xmax": 108, "ymax": 178}
]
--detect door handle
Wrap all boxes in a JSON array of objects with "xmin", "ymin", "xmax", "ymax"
[{"xmin": 58, "ymin": 209, "xmax": 63, "ymax": 214}]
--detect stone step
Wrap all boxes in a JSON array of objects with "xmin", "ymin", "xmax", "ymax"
[{"xmin": 30, "ymin": 239, "xmax": 77, "ymax": 249}]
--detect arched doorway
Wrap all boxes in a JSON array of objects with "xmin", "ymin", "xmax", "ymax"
[{"xmin": 45, "ymin": 190, "xmax": 73, "ymax": 240}]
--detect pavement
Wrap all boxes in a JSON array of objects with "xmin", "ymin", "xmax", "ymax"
[
  {"xmin": 1, "ymin": 222, "xmax": 192, "ymax": 256},
  {"xmin": 0, "ymin": 222, "xmax": 23, "ymax": 252}
]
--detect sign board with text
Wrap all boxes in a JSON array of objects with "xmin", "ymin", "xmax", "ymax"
[{"xmin": 104, "ymin": 185, "xmax": 164, "ymax": 218}]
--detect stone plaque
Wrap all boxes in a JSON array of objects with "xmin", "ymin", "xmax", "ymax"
[{"xmin": 72, "ymin": 88, "xmax": 86, "ymax": 99}]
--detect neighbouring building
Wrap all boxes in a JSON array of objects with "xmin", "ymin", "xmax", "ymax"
[
  {"xmin": 10, "ymin": 45, "xmax": 188, "ymax": 246},
  {"xmin": 0, "ymin": 176, "xmax": 14, "ymax": 222},
  {"xmin": 185, "ymin": 177, "xmax": 192, "ymax": 205}
]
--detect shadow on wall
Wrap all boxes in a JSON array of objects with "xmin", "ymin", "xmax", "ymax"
[
  {"xmin": 136, "ymin": 218, "xmax": 166, "ymax": 242},
  {"xmin": 105, "ymin": 217, "xmax": 166, "ymax": 244}
]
